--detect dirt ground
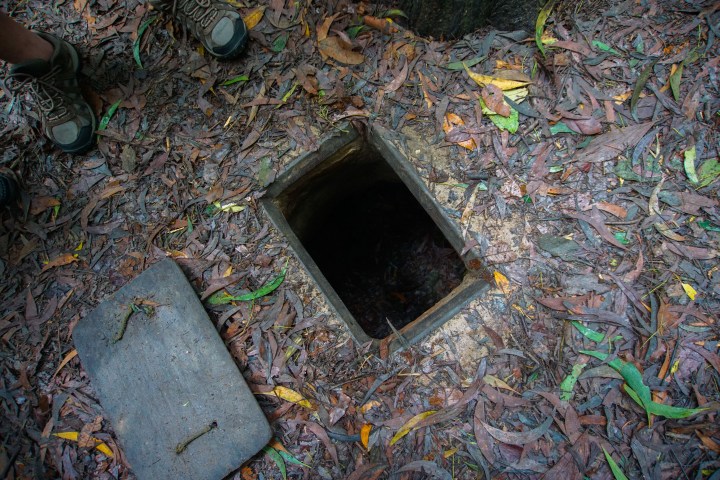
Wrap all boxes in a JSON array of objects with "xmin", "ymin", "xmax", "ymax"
[{"xmin": 1, "ymin": 0, "xmax": 719, "ymax": 478}]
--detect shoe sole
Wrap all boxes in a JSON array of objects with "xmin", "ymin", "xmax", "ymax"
[{"xmin": 61, "ymin": 40, "xmax": 98, "ymax": 155}]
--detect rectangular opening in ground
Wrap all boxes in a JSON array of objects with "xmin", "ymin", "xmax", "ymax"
[{"xmin": 271, "ymin": 135, "xmax": 468, "ymax": 340}]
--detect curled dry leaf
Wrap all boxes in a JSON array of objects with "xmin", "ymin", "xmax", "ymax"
[
  {"xmin": 482, "ymin": 417, "xmax": 553, "ymax": 446},
  {"xmin": 259, "ymin": 386, "xmax": 314, "ymax": 409},
  {"xmin": 481, "ymin": 85, "xmax": 511, "ymax": 117},
  {"xmin": 465, "ymin": 64, "xmax": 530, "ymax": 91},
  {"xmin": 442, "ymin": 113, "xmax": 476, "ymax": 150},
  {"xmin": 41, "ymin": 253, "xmax": 79, "ymax": 273},
  {"xmin": 293, "ymin": 65, "xmax": 319, "ymax": 95},
  {"xmin": 54, "ymin": 431, "xmax": 113, "ymax": 457},
  {"xmin": 30, "ymin": 196, "xmax": 60, "ymax": 216},
  {"xmin": 390, "ymin": 410, "xmax": 437, "ymax": 445},
  {"xmin": 318, "ymin": 36, "xmax": 365, "ymax": 65}
]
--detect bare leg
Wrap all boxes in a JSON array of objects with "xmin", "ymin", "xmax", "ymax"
[{"xmin": 0, "ymin": 12, "xmax": 52, "ymax": 64}]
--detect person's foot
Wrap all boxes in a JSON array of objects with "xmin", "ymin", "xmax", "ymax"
[
  {"xmin": 151, "ymin": 0, "xmax": 248, "ymax": 59},
  {"xmin": 5, "ymin": 32, "xmax": 96, "ymax": 154}
]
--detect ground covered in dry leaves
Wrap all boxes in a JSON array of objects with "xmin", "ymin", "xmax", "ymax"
[{"xmin": 1, "ymin": 0, "xmax": 719, "ymax": 478}]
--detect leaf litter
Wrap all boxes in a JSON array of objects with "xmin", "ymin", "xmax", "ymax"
[{"xmin": 0, "ymin": 0, "xmax": 719, "ymax": 479}]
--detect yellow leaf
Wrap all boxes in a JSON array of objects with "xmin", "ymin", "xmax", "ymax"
[
  {"xmin": 494, "ymin": 271, "xmax": 510, "ymax": 292},
  {"xmin": 41, "ymin": 253, "xmax": 79, "ymax": 273},
  {"xmin": 504, "ymin": 87, "xmax": 528, "ymax": 103},
  {"xmin": 53, "ymin": 432, "xmax": 113, "ymax": 457},
  {"xmin": 95, "ymin": 442, "xmax": 114, "ymax": 457},
  {"xmin": 670, "ymin": 359, "xmax": 680, "ymax": 375},
  {"xmin": 444, "ymin": 447, "xmax": 459, "ymax": 458},
  {"xmin": 243, "ymin": 6, "xmax": 266, "ymax": 30},
  {"xmin": 613, "ymin": 91, "xmax": 632, "ymax": 103},
  {"xmin": 464, "ymin": 64, "xmax": 529, "ymax": 91},
  {"xmin": 54, "ymin": 431, "xmax": 79, "ymax": 441},
  {"xmin": 483, "ymin": 374, "xmax": 519, "ymax": 394},
  {"xmin": 682, "ymin": 283, "xmax": 697, "ymax": 300},
  {"xmin": 53, "ymin": 349, "xmax": 77, "ymax": 378},
  {"xmin": 390, "ymin": 410, "xmax": 436, "ymax": 446},
  {"xmin": 359, "ymin": 399, "xmax": 382, "ymax": 414},
  {"xmin": 360, "ymin": 424, "xmax": 372, "ymax": 449},
  {"xmin": 261, "ymin": 386, "xmax": 314, "ymax": 410}
]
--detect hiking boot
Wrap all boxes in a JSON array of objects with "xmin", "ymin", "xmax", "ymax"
[
  {"xmin": 150, "ymin": 0, "xmax": 248, "ymax": 59},
  {"xmin": 5, "ymin": 32, "xmax": 96, "ymax": 154},
  {"xmin": 0, "ymin": 174, "xmax": 19, "ymax": 207}
]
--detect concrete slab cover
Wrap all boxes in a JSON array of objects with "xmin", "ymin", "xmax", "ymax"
[{"xmin": 73, "ymin": 259, "xmax": 271, "ymax": 480}]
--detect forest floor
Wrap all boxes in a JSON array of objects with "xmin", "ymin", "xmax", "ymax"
[{"xmin": 1, "ymin": 0, "xmax": 719, "ymax": 478}]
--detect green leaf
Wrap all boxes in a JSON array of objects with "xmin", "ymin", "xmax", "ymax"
[
  {"xmin": 633, "ymin": 34, "xmax": 644, "ymax": 54},
  {"xmin": 684, "ymin": 146, "xmax": 699, "ymax": 184},
  {"xmin": 445, "ymin": 56, "xmax": 485, "ymax": 70},
  {"xmin": 98, "ymin": 99, "xmax": 122, "ymax": 131},
  {"xmin": 278, "ymin": 449, "xmax": 309, "ymax": 467},
  {"xmin": 278, "ymin": 82, "xmax": 298, "ymax": 106},
  {"xmin": 379, "ymin": 9, "xmax": 408, "ymax": 18},
  {"xmin": 548, "ymin": 165, "xmax": 564, "ymax": 173},
  {"xmin": 272, "ymin": 33, "xmax": 289, "ymax": 52},
  {"xmin": 133, "ymin": 16, "xmax": 157, "ymax": 69},
  {"xmin": 257, "ymin": 157, "xmax": 274, "ymax": 187},
  {"xmin": 613, "ymin": 231, "xmax": 631, "ymax": 245},
  {"xmin": 263, "ymin": 446, "xmax": 287, "ymax": 480},
  {"xmin": 669, "ymin": 63, "xmax": 683, "ymax": 102},
  {"xmin": 581, "ymin": 350, "xmax": 652, "ymax": 422},
  {"xmin": 602, "ymin": 448, "xmax": 629, "ymax": 480},
  {"xmin": 614, "ymin": 159, "xmax": 661, "ymax": 182},
  {"xmin": 550, "ymin": 122, "xmax": 576, "ymax": 135},
  {"xmin": 624, "ymin": 385, "xmax": 707, "ymax": 418},
  {"xmin": 347, "ymin": 25, "xmax": 367, "ymax": 39},
  {"xmin": 207, "ymin": 263, "xmax": 287, "ymax": 305},
  {"xmin": 572, "ymin": 321, "xmax": 605, "ymax": 342},
  {"xmin": 560, "ymin": 362, "xmax": 586, "ymax": 401},
  {"xmin": 535, "ymin": 0, "xmax": 557, "ymax": 57},
  {"xmin": 480, "ymin": 98, "xmax": 519, "ymax": 133},
  {"xmin": 630, "ymin": 58, "xmax": 658, "ymax": 121},
  {"xmin": 698, "ymin": 220, "xmax": 720, "ymax": 232},
  {"xmin": 698, "ymin": 158, "xmax": 720, "ymax": 187},
  {"xmin": 220, "ymin": 74, "xmax": 249, "ymax": 87},
  {"xmin": 592, "ymin": 40, "xmax": 621, "ymax": 56}
]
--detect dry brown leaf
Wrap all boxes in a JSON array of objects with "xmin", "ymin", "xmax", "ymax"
[
  {"xmin": 363, "ymin": 15, "xmax": 400, "ymax": 33},
  {"xmin": 385, "ymin": 61, "xmax": 408, "ymax": 93},
  {"xmin": 318, "ymin": 36, "xmax": 365, "ymax": 65},
  {"xmin": 53, "ymin": 349, "xmax": 77, "ymax": 378},
  {"xmin": 316, "ymin": 14, "xmax": 339, "ymax": 42},
  {"xmin": 595, "ymin": 201, "xmax": 628, "ymax": 219},
  {"xmin": 30, "ymin": 196, "xmax": 60, "ymax": 216},
  {"xmin": 442, "ymin": 113, "xmax": 476, "ymax": 150},
  {"xmin": 78, "ymin": 416, "xmax": 103, "ymax": 449},
  {"xmin": 565, "ymin": 208, "xmax": 629, "ymax": 250},
  {"xmin": 481, "ymin": 85, "xmax": 511, "ymax": 117},
  {"xmin": 41, "ymin": 253, "xmax": 79, "ymax": 273},
  {"xmin": 293, "ymin": 64, "xmax": 319, "ymax": 95},
  {"xmin": 573, "ymin": 122, "xmax": 653, "ymax": 163}
]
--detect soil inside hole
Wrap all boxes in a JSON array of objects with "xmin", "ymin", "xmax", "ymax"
[{"xmin": 297, "ymin": 162, "xmax": 466, "ymax": 339}]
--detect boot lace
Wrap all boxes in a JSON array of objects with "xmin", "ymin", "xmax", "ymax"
[
  {"xmin": 174, "ymin": 0, "xmax": 220, "ymax": 32},
  {"xmin": 6, "ymin": 66, "xmax": 69, "ymax": 123}
]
